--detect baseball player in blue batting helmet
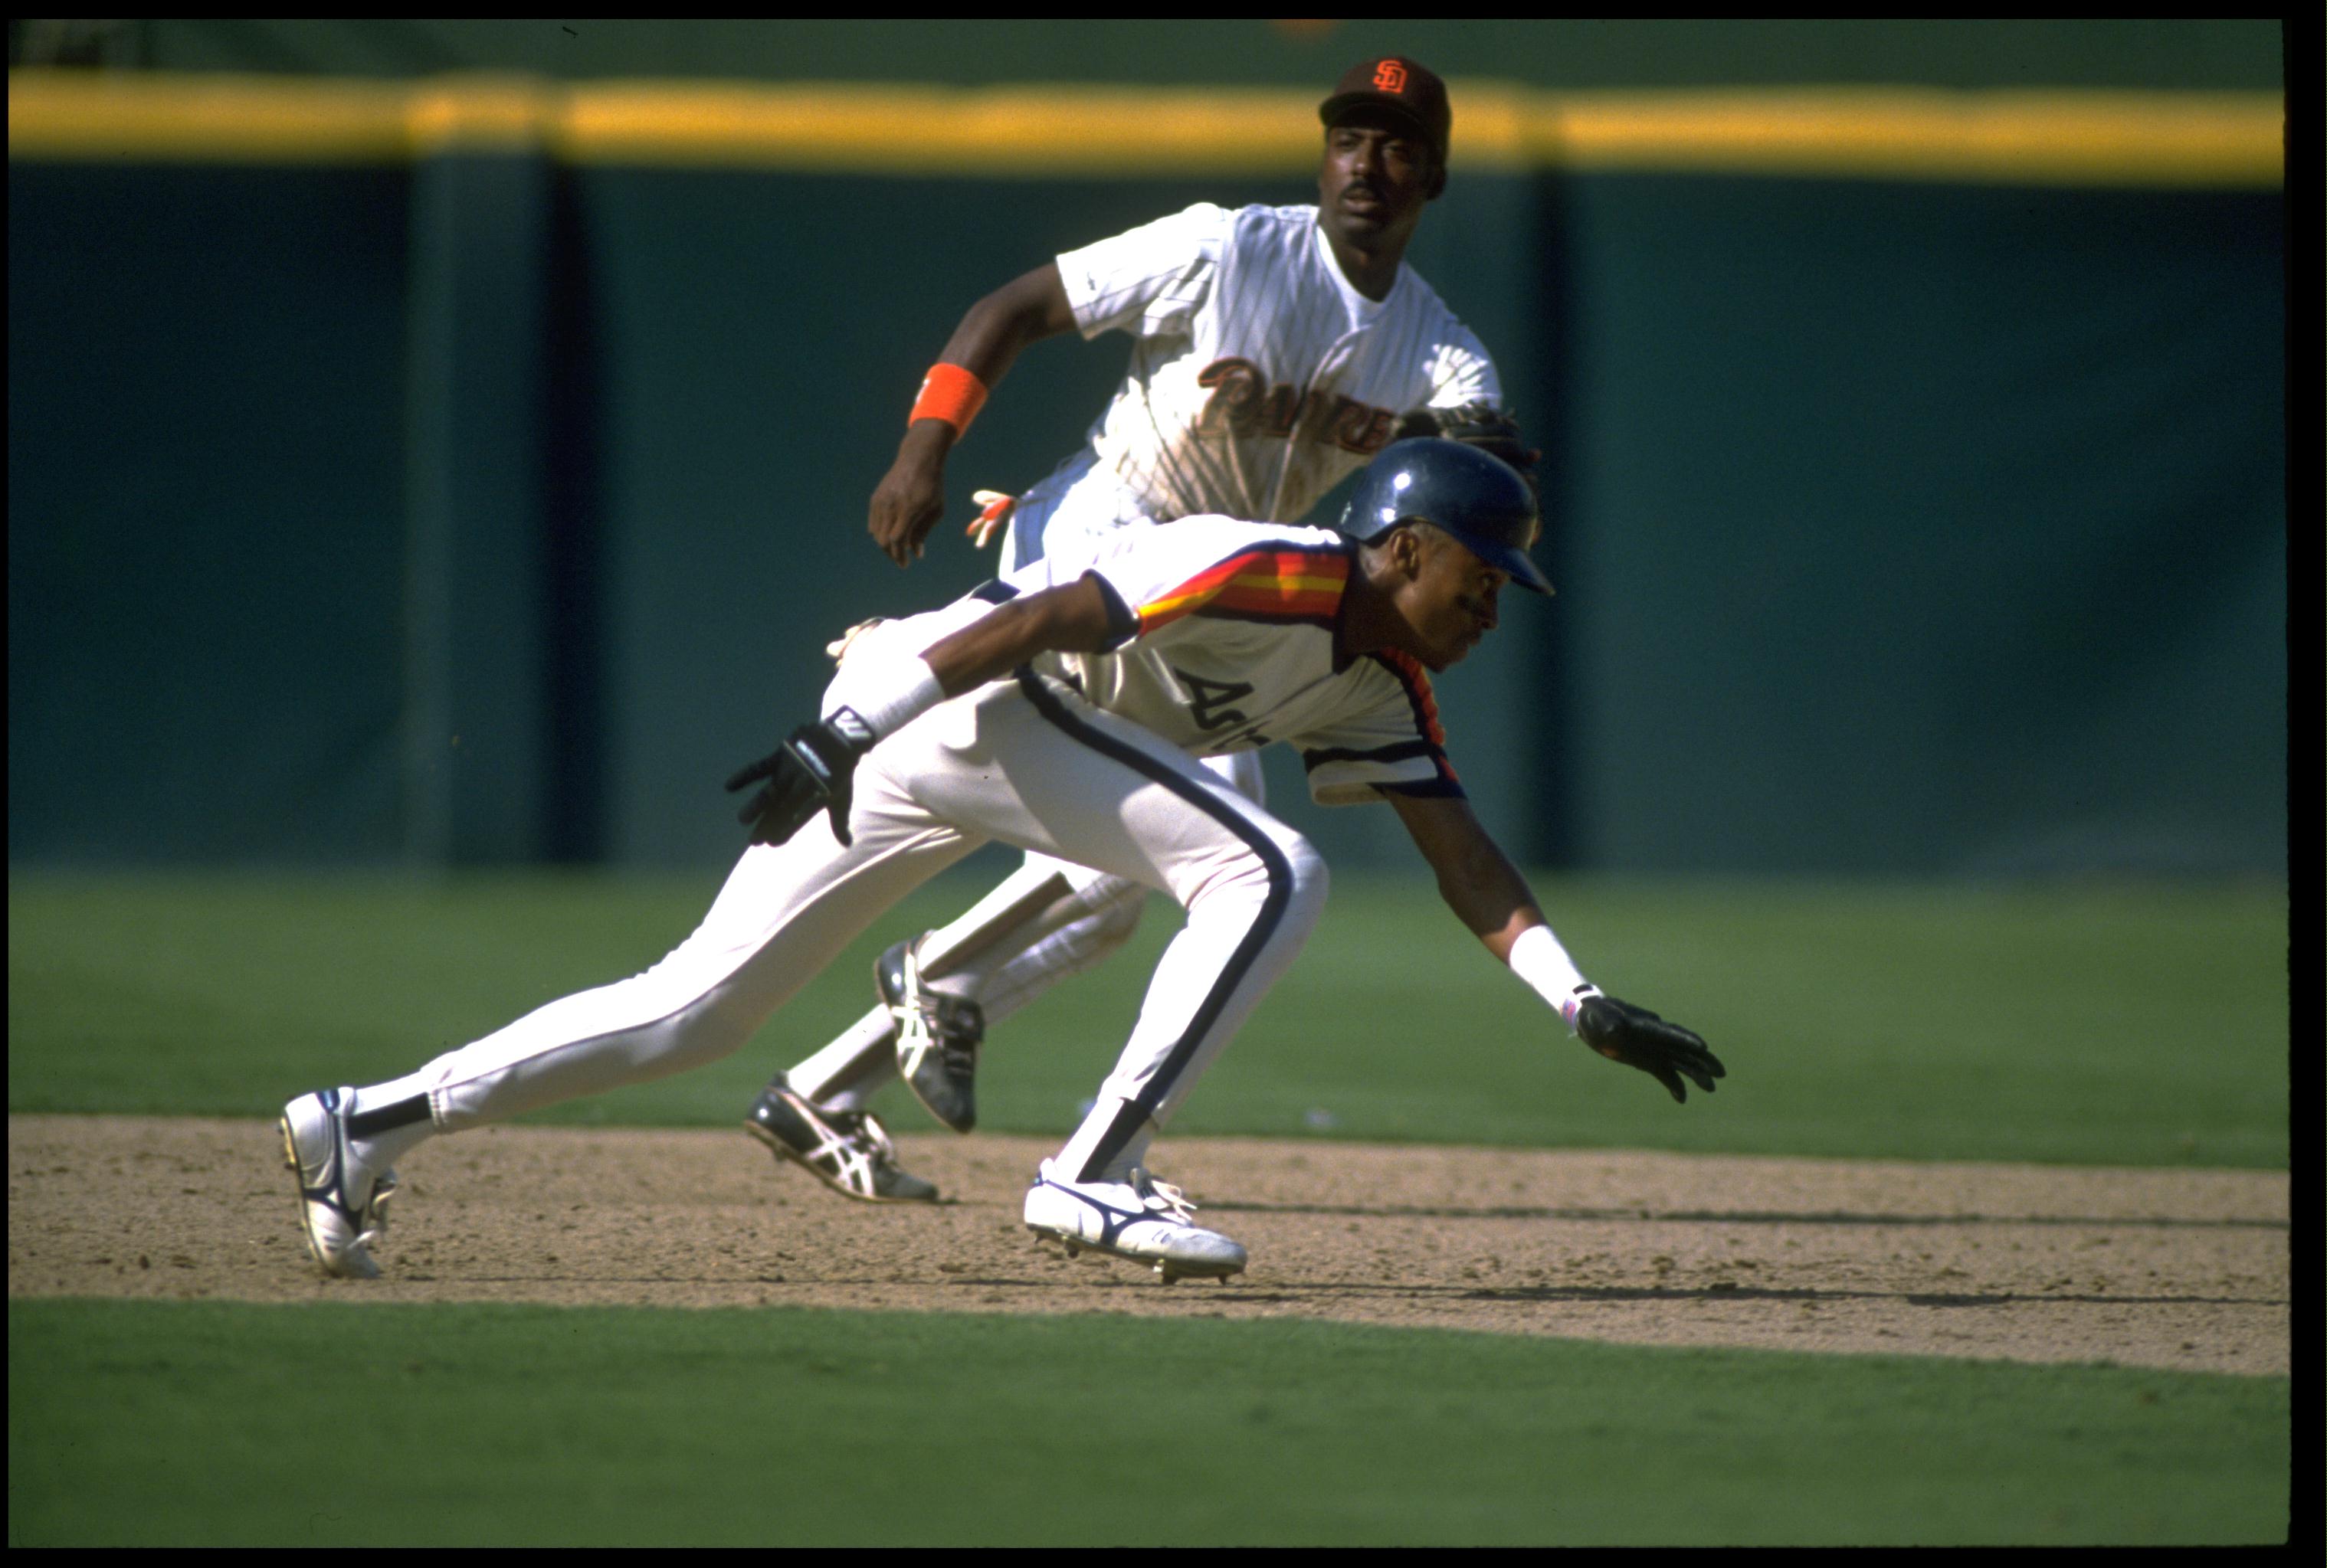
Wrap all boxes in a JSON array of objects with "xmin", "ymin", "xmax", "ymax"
[
  {"xmin": 280, "ymin": 436, "xmax": 1725, "ymax": 1285},
  {"xmin": 1336, "ymin": 437, "xmax": 1554, "ymax": 595}
]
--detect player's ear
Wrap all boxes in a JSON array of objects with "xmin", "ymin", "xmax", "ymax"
[
  {"xmin": 1426, "ymin": 155, "xmax": 1447, "ymax": 201},
  {"xmin": 1391, "ymin": 524, "xmax": 1427, "ymax": 580}
]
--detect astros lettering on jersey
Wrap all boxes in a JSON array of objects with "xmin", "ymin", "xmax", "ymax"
[{"xmin": 991, "ymin": 516, "xmax": 1464, "ymax": 805}]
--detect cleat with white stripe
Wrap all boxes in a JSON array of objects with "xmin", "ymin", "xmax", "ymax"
[
  {"xmin": 745, "ymin": 1073, "xmax": 938, "ymax": 1203},
  {"xmin": 280, "ymin": 1087, "xmax": 399, "ymax": 1280},
  {"xmin": 1023, "ymin": 1160, "xmax": 1246, "ymax": 1283},
  {"xmin": 880, "ymin": 937, "xmax": 983, "ymax": 1134}
]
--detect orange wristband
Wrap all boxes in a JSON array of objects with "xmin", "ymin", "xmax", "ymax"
[{"xmin": 909, "ymin": 362, "xmax": 988, "ymax": 436}]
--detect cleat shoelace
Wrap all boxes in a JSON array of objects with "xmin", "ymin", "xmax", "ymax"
[
  {"xmin": 794, "ymin": 1100, "xmax": 900, "ymax": 1196},
  {"xmin": 890, "ymin": 944, "xmax": 971, "ymax": 1082},
  {"xmin": 352, "ymin": 1170, "xmax": 398, "ymax": 1252},
  {"xmin": 1130, "ymin": 1170, "xmax": 1197, "ymax": 1226},
  {"xmin": 837, "ymin": 1111, "xmax": 898, "ymax": 1165}
]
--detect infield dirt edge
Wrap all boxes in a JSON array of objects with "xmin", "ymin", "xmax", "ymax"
[{"xmin": 6, "ymin": 1115, "xmax": 2289, "ymax": 1378}]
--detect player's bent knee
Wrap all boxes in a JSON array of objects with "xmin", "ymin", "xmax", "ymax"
[
  {"xmin": 1214, "ymin": 830, "xmax": 1327, "ymax": 934},
  {"xmin": 1179, "ymin": 822, "xmax": 1326, "ymax": 947},
  {"xmin": 1274, "ymin": 834, "xmax": 1330, "ymax": 939}
]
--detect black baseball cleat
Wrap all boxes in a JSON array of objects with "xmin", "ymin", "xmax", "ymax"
[
  {"xmin": 880, "ymin": 938, "xmax": 983, "ymax": 1134},
  {"xmin": 744, "ymin": 1074, "xmax": 939, "ymax": 1203}
]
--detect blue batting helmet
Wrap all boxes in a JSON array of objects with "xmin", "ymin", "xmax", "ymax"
[{"xmin": 1338, "ymin": 437, "xmax": 1552, "ymax": 594}]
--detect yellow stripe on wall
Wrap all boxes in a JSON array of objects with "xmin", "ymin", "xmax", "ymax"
[
  {"xmin": 561, "ymin": 83, "xmax": 1327, "ymax": 175},
  {"xmin": 6, "ymin": 71, "xmax": 2284, "ymax": 187},
  {"xmin": 1542, "ymin": 89, "xmax": 2286, "ymax": 187},
  {"xmin": 8, "ymin": 73, "xmax": 415, "ymax": 163}
]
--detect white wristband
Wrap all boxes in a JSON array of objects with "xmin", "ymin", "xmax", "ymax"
[
  {"xmin": 821, "ymin": 645, "xmax": 946, "ymax": 745},
  {"xmin": 1507, "ymin": 924, "xmax": 1603, "ymax": 1032}
]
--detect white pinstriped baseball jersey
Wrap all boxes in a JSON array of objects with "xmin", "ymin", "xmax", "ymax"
[
  {"xmin": 991, "ymin": 516, "xmax": 1463, "ymax": 807},
  {"xmin": 1012, "ymin": 202, "xmax": 1502, "ymax": 561}
]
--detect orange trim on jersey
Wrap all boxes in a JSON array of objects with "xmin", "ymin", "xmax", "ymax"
[
  {"xmin": 1375, "ymin": 647, "xmax": 1462, "ymax": 785},
  {"xmin": 1375, "ymin": 648, "xmax": 1447, "ymax": 748},
  {"xmin": 1136, "ymin": 548, "xmax": 1349, "ymax": 634}
]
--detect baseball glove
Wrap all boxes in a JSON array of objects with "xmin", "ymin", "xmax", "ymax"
[{"xmin": 1396, "ymin": 402, "xmax": 1541, "ymax": 493}]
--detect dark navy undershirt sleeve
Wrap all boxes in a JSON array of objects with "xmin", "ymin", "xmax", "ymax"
[{"xmin": 1083, "ymin": 570, "xmax": 1142, "ymax": 652}]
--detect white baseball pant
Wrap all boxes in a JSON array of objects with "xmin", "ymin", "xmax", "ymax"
[
  {"xmin": 792, "ymin": 465, "xmax": 1269, "ymax": 1112},
  {"xmin": 392, "ymin": 673, "xmax": 1327, "ymax": 1177}
]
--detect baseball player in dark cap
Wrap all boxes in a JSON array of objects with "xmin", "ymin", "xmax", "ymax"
[{"xmin": 1318, "ymin": 54, "xmax": 1454, "ymax": 198}]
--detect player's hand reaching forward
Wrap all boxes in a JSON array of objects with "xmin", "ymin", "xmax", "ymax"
[{"xmin": 1575, "ymin": 995, "xmax": 1726, "ymax": 1104}]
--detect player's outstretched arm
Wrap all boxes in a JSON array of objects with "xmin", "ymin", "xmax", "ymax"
[
  {"xmin": 1386, "ymin": 791, "xmax": 1726, "ymax": 1103},
  {"xmin": 726, "ymin": 575, "xmax": 1119, "ymax": 846},
  {"xmin": 1384, "ymin": 789, "xmax": 1545, "ymax": 962},
  {"xmin": 872, "ymin": 263, "xmax": 1078, "ymax": 568}
]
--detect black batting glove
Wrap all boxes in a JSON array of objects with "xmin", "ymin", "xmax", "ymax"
[
  {"xmin": 1575, "ymin": 994, "xmax": 1726, "ymax": 1104},
  {"xmin": 724, "ymin": 710, "xmax": 877, "ymax": 848}
]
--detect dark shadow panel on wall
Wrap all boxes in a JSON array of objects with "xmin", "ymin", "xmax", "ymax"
[
  {"xmin": 8, "ymin": 165, "xmax": 410, "ymax": 863},
  {"xmin": 1556, "ymin": 175, "xmax": 2285, "ymax": 876},
  {"xmin": 539, "ymin": 162, "xmax": 611, "ymax": 866}
]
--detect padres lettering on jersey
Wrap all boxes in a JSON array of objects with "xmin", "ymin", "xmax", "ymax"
[
  {"xmin": 1007, "ymin": 517, "xmax": 1464, "ymax": 805},
  {"xmin": 1053, "ymin": 203, "xmax": 1501, "ymax": 529}
]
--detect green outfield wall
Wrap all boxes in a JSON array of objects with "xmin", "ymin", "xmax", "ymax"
[{"xmin": 7, "ymin": 70, "xmax": 2286, "ymax": 876}]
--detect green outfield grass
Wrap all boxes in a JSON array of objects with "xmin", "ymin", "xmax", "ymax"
[
  {"xmin": 6, "ymin": 1298, "xmax": 2289, "ymax": 1547},
  {"xmin": 8, "ymin": 873, "xmax": 2292, "ymax": 1547},
  {"xmin": 7, "ymin": 868, "xmax": 2287, "ymax": 1167}
]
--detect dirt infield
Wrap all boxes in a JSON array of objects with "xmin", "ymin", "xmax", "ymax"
[{"xmin": 8, "ymin": 1115, "xmax": 2288, "ymax": 1378}]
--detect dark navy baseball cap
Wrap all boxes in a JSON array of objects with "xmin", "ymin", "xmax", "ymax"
[{"xmin": 1319, "ymin": 56, "xmax": 1452, "ymax": 164}]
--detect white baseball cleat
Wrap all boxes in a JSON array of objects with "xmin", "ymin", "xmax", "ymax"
[
  {"xmin": 1024, "ymin": 1160, "xmax": 1247, "ymax": 1284},
  {"xmin": 280, "ymin": 1087, "xmax": 398, "ymax": 1279}
]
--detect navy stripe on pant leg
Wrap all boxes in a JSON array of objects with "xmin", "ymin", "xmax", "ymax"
[{"xmin": 1012, "ymin": 667, "xmax": 1292, "ymax": 1169}]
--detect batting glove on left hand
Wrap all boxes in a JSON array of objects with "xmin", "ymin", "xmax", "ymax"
[
  {"xmin": 1575, "ymin": 994, "xmax": 1726, "ymax": 1104},
  {"xmin": 725, "ymin": 712, "xmax": 876, "ymax": 848}
]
